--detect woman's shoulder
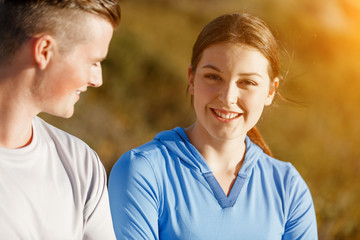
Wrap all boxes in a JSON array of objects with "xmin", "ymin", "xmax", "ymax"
[
  {"xmin": 114, "ymin": 139, "xmax": 164, "ymax": 169},
  {"xmin": 258, "ymin": 152, "xmax": 302, "ymax": 179},
  {"xmin": 118, "ymin": 127, "xmax": 188, "ymax": 165},
  {"xmin": 111, "ymin": 127, "xmax": 194, "ymax": 182},
  {"xmin": 254, "ymin": 152, "xmax": 311, "ymax": 201},
  {"xmin": 261, "ymin": 153, "xmax": 295, "ymax": 171},
  {"xmin": 112, "ymin": 130, "xmax": 180, "ymax": 177},
  {"xmin": 246, "ymin": 137, "xmax": 299, "ymax": 178}
]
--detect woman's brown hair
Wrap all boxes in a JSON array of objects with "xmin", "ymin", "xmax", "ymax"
[{"xmin": 190, "ymin": 13, "xmax": 279, "ymax": 156}]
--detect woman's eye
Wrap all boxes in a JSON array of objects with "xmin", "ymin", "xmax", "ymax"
[
  {"xmin": 239, "ymin": 79, "xmax": 257, "ymax": 86},
  {"xmin": 204, "ymin": 74, "xmax": 221, "ymax": 81}
]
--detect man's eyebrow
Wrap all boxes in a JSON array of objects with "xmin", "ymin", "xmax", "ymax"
[
  {"xmin": 99, "ymin": 57, "xmax": 107, "ymax": 62},
  {"xmin": 93, "ymin": 56, "xmax": 107, "ymax": 62}
]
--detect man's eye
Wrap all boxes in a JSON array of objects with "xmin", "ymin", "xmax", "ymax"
[{"xmin": 92, "ymin": 62, "xmax": 100, "ymax": 68}]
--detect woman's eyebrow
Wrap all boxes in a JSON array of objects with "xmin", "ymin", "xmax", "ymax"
[
  {"xmin": 202, "ymin": 64, "xmax": 264, "ymax": 79},
  {"xmin": 201, "ymin": 64, "xmax": 223, "ymax": 73},
  {"xmin": 238, "ymin": 72, "xmax": 263, "ymax": 79}
]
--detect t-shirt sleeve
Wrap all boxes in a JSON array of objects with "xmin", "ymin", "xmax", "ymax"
[
  {"xmin": 82, "ymin": 150, "xmax": 116, "ymax": 240},
  {"xmin": 282, "ymin": 166, "xmax": 318, "ymax": 240},
  {"xmin": 109, "ymin": 150, "xmax": 160, "ymax": 240}
]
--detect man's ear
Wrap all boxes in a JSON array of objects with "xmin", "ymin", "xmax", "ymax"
[
  {"xmin": 188, "ymin": 66, "xmax": 195, "ymax": 95},
  {"xmin": 33, "ymin": 35, "xmax": 56, "ymax": 70},
  {"xmin": 265, "ymin": 77, "xmax": 279, "ymax": 106}
]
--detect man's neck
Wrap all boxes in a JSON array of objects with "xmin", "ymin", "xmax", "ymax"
[
  {"xmin": 0, "ymin": 112, "xmax": 34, "ymax": 149},
  {"xmin": 0, "ymin": 73, "xmax": 37, "ymax": 149}
]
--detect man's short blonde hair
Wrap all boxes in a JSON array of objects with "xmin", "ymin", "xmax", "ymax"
[{"xmin": 0, "ymin": 0, "xmax": 121, "ymax": 64}]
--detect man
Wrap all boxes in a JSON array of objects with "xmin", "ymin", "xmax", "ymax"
[{"xmin": 0, "ymin": 0, "xmax": 120, "ymax": 239}]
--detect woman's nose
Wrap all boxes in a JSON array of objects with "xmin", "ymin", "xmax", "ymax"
[{"xmin": 219, "ymin": 83, "xmax": 238, "ymax": 104}]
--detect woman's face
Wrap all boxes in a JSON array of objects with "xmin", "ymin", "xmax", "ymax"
[{"xmin": 188, "ymin": 43, "xmax": 278, "ymax": 141}]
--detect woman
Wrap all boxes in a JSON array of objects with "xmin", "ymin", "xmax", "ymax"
[{"xmin": 109, "ymin": 13, "xmax": 318, "ymax": 239}]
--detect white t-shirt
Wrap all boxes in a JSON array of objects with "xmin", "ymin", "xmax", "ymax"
[{"xmin": 0, "ymin": 117, "xmax": 116, "ymax": 239}]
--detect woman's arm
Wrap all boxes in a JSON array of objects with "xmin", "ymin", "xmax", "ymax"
[
  {"xmin": 283, "ymin": 168, "xmax": 318, "ymax": 240},
  {"xmin": 108, "ymin": 150, "xmax": 161, "ymax": 240}
]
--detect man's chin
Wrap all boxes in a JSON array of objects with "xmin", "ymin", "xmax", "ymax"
[
  {"xmin": 44, "ymin": 108, "xmax": 75, "ymax": 119},
  {"xmin": 60, "ymin": 110, "xmax": 75, "ymax": 119}
]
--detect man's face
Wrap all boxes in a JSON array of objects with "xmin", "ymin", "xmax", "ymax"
[{"xmin": 33, "ymin": 15, "xmax": 114, "ymax": 118}]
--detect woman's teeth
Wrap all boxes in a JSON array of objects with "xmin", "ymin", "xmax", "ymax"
[{"xmin": 213, "ymin": 109, "xmax": 240, "ymax": 119}]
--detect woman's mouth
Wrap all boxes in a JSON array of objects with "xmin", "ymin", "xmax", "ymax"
[{"xmin": 211, "ymin": 108, "xmax": 241, "ymax": 120}]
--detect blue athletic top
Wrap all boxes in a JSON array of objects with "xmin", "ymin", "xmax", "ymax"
[{"xmin": 109, "ymin": 127, "xmax": 318, "ymax": 239}]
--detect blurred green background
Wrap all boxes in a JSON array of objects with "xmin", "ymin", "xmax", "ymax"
[{"xmin": 41, "ymin": 0, "xmax": 360, "ymax": 239}]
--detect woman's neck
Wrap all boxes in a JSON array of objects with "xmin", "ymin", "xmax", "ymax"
[
  {"xmin": 185, "ymin": 122, "xmax": 247, "ymax": 195},
  {"xmin": 187, "ymin": 122, "xmax": 246, "ymax": 167}
]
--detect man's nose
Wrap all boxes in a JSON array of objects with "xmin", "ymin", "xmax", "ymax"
[{"xmin": 89, "ymin": 64, "xmax": 103, "ymax": 87}]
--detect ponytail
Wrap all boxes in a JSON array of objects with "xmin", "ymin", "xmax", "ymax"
[{"xmin": 247, "ymin": 127, "xmax": 273, "ymax": 157}]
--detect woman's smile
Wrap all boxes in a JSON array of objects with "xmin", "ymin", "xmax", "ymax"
[{"xmin": 211, "ymin": 108, "xmax": 242, "ymax": 122}]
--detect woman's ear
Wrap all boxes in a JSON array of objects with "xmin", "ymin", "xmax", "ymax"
[
  {"xmin": 265, "ymin": 77, "xmax": 279, "ymax": 106},
  {"xmin": 33, "ymin": 35, "xmax": 56, "ymax": 70},
  {"xmin": 188, "ymin": 66, "xmax": 195, "ymax": 95}
]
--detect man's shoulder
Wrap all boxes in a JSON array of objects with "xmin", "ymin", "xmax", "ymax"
[
  {"xmin": 34, "ymin": 116, "xmax": 100, "ymax": 167},
  {"xmin": 34, "ymin": 116, "xmax": 91, "ymax": 150},
  {"xmin": 34, "ymin": 116, "xmax": 105, "ymax": 183}
]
